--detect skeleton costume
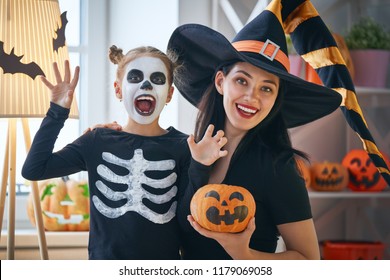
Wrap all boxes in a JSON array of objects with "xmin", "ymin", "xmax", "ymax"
[{"xmin": 22, "ymin": 103, "xmax": 189, "ymax": 259}]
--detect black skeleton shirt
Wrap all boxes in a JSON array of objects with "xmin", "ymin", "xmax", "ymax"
[{"xmin": 22, "ymin": 103, "xmax": 190, "ymax": 259}]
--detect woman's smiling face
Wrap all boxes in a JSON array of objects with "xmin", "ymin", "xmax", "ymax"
[{"xmin": 215, "ymin": 62, "xmax": 279, "ymax": 133}]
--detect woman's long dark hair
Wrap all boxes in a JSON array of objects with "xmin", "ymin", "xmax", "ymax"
[{"xmin": 194, "ymin": 64, "xmax": 308, "ymax": 166}]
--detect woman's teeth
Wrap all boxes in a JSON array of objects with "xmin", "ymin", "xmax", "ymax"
[{"xmin": 237, "ymin": 104, "xmax": 257, "ymax": 114}]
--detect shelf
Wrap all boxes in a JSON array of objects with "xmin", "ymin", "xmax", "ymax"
[
  {"xmin": 309, "ymin": 190, "xmax": 390, "ymax": 198},
  {"xmin": 355, "ymin": 86, "xmax": 390, "ymax": 96}
]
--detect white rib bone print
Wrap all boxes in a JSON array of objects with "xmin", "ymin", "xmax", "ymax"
[{"xmin": 92, "ymin": 149, "xmax": 177, "ymax": 224}]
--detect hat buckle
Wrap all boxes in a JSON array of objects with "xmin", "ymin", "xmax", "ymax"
[{"xmin": 259, "ymin": 39, "xmax": 280, "ymax": 61}]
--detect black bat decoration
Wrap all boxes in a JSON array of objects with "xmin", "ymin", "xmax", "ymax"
[
  {"xmin": 0, "ymin": 41, "xmax": 45, "ymax": 80},
  {"xmin": 53, "ymin": 11, "xmax": 68, "ymax": 52}
]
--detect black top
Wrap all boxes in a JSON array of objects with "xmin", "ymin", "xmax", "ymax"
[
  {"xmin": 178, "ymin": 140, "xmax": 312, "ymax": 260},
  {"xmin": 22, "ymin": 103, "xmax": 190, "ymax": 260}
]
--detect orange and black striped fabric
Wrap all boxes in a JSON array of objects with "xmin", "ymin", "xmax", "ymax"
[{"xmin": 276, "ymin": 0, "xmax": 390, "ymax": 186}]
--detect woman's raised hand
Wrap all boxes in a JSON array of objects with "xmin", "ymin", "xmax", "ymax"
[
  {"xmin": 83, "ymin": 121, "xmax": 123, "ymax": 134},
  {"xmin": 41, "ymin": 60, "xmax": 80, "ymax": 109},
  {"xmin": 187, "ymin": 124, "xmax": 228, "ymax": 166}
]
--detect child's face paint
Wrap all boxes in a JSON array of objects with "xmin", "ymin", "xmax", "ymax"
[{"xmin": 122, "ymin": 56, "xmax": 169, "ymax": 124}]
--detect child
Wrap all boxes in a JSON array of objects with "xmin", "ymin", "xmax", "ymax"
[{"xmin": 22, "ymin": 46, "xmax": 190, "ymax": 259}]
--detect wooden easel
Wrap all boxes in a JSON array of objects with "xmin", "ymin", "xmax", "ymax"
[{"xmin": 0, "ymin": 118, "xmax": 48, "ymax": 259}]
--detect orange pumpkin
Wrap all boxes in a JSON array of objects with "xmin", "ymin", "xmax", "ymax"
[
  {"xmin": 342, "ymin": 150, "xmax": 390, "ymax": 192},
  {"xmin": 27, "ymin": 177, "xmax": 90, "ymax": 231},
  {"xmin": 310, "ymin": 161, "xmax": 348, "ymax": 191},
  {"xmin": 190, "ymin": 184, "xmax": 256, "ymax": 233},
  {"xmin": 295, "ymin": 157, "xmax": 311, "ymax": 188}
]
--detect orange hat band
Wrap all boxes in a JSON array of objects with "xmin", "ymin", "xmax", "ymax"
[{"xmin": 232, "ymin": 40, "xmax": 290, "ymax": 72}]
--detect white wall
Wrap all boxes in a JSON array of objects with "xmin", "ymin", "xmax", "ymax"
[
  {"xmin": 176, "ymin": 0, "xmax": 212, "ymax": 134},
  {"xmin": 106, "ymin": 0, "xmax": 180, "ymax": 130}
]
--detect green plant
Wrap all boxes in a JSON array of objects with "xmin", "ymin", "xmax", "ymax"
[
  {"xmin": 345, "ymin": 17, "xmax": 390, "ymax": 50},
  {"xmin": 285, "ymin": 34, "xmax": 297, "ymax": 55}
]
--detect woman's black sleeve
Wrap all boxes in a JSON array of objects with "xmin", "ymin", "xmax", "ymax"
[{"xmin": 176, "ymin": 158, "xmax": 211, "ymax": 232}]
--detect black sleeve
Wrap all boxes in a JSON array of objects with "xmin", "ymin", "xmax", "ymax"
[
  {"xmin": 176, "ymin": 158, "xmax": 211, "ymax": 232},
  {"xmin": 266, "ymin": 155, "xmax": 312, "ymax": 225},
  {"xmin": 22, "ymin": 102, "xmax": 88, "ymax": 180}
]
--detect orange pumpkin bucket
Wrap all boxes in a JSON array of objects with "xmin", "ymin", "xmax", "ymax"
[
  {"xmin": 310, "ymin": 161, "xmax": 348, "ymax": 192},
  {"xmin": 190, "ymin": 184, "xmax": 256, "ymax": 233},
  {"xmin": 322, "ymin": 240, "xmax": 385, "ymax": 260},
  {"xmin": 342, "ymin": 150, "xmax": 390, "ymax": 192}
]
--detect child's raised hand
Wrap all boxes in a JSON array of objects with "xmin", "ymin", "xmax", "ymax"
[
  {"xmin": 187, "ymin": 124, "xmax": 228, "ymax": 166},
  {"xmin": 41, "ymin": 60, "xmax": 80, "ymax": 109}
]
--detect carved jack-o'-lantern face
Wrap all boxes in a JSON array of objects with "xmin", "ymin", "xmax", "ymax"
[
  {"xmin": 342, "ymin": 150, "xmax": 390, "ymax": 192},
  {"xmin": 310, "ymin": 162, "xmax": 348, "ymax": 191},
  {"xmin": 190, "ymin": 184, "xmax": 256, "ymax": 233},
  {"xmin": 27, "ymin": 177, "xmax": 90, "ymax": 231}
]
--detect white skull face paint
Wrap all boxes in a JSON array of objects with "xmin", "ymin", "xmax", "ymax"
[{"xmin": 122, "ymin": 56, "xmax": 169, "ymax": 124}]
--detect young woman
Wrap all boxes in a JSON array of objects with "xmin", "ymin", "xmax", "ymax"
[
  {"xmin": 167, "ymin": 0, "xmax": 342, "ymax": 259},
  {"xmin": 22, "ymin": 46, "xmax": 191, "ymax": 259}
]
